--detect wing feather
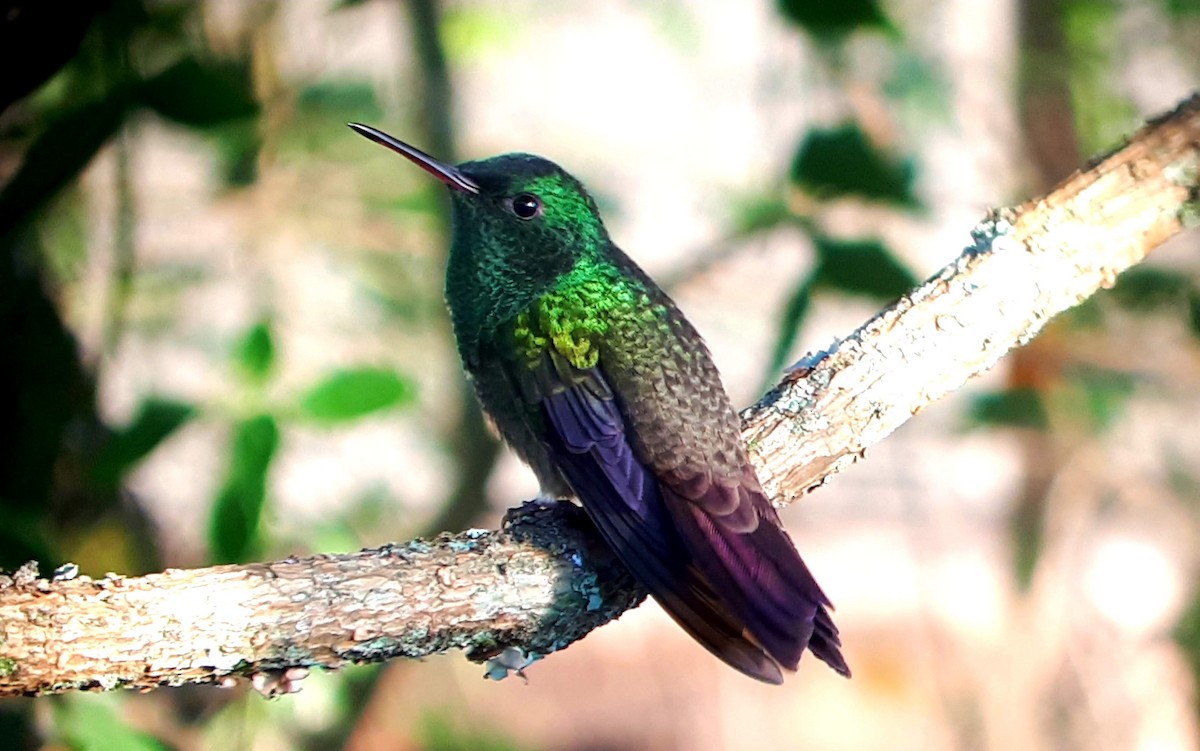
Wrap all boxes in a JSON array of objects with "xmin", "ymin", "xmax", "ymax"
[
  {"xmin": 528, "ymin": 351, "xmax": 848, "ymax": 680},
  {"xmin": 541, "ymin": 377, "xmax": 785, "ymax": 682}
]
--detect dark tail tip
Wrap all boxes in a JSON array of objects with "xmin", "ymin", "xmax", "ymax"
[{"xmin": 809, "ymin": 605, "xmax": 851, "ymax": 677}]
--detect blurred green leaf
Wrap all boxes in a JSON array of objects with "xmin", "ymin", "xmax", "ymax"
[
  {"xmin": 1064, "ymin": 295, "xmax": 1106, "ymax": 329},
  {"xmin": 93, "ymin": 398, "xmax": 197, "ymax": 487},
  {"xmin": 1, "ymin": 230, "xmax": 90, "ymax": 515},
  {"xmin": 442, "ymin": 6, "xmax": 526, "ymax": 60},
  {"xmin": 419, "ymin": 711, "xmax": 526, "ymax": 751},
  {"xmin": 968, "ymin": 388, "xmax": 1049, "ymax": 430},
  {"xmin": 1173, "ymin": 584, "xmax": 1200, "ymax": 712},
  {"xmin": 0, "ymin": 703, "xmax": 34, "ymax": 751},
  {"xmin": 211, "ymin": 121, "xmax": 261, "ymax": 187},
  {"xmin": 970, "ymin": 370, "xmax": 1133, "ymax": 436},
  {"xmin": 1189, "ymin": 290, "xmax": 1200, "ymax": 338},
  {"xmin": 0, "ymin": 511, "xmax": 56, "ymax": 570},
  {"xmin": 0, "ymin": 91, "xmax": 132, "ymax": 236},
  {"xmin": 729, "ymin": 196, "xmax": 797, "ymax": 235},
  {"xmin": 812, "ymin": 236, "xmax": 918, "ymax": 299},
  {"xmin": 776, "ymin": 0, "xmax": 894, "ymax": 38},
  {"xmin": 761, "ymin": 237, "xmax": 915, "ymax": 383},
  {"xmin": 138, "ymin": 56, "xmax": 258, "ymax": 127},
  {"xmin": 39, "ymin": 188, "xmax": 90, "ymax": 283},
  {"xmin": 235, "ymin": 320, "xmax": 276, "ymax": 385},
  {"xmin": 296, "ymin": 80, "xmax": 383, "ymax": 120},
  {"xmin": 764, "ymin": 275, "xmax": 815, "ymax": 382},
  {"xmin": 141, "ymin": 0, "xmax": 193, "ymax": 35},
  {"xmin": 57, "ymin": 694, "xmax": 167, "ymax": 751},
  {"xmin": 1106, "ymin": 266, "xmax": 1200, "ymax": 341},
  {"xmin": 1108, "ymin": 266, "xmax": 1192, "ymax": 311},
  {"xmin": 1160, "ymin": 0, "xmax": 1200, "ymax": 15},
  {"xmin": 1062, "ymin": 0, "xmax": 1138, "ymax": 155},
  {"xmin": 210, "ymin": 415, "xmax": 278, "ymax": 563},
  {"xmin": 883, "ymin": 49, "xmax": 953, "ymax": 123},
  {"xmin": 1010, "ymin": 493, "xmax": 1045, "ymax": 592},
  {"xmin": 299, "ymin": 367, "xmax": 416, "ymax": 424},
  {"xmin": 790, "ymin": 124, "xmax": 920, "ymax": 208},
  {"xmin": 1068, "ymin": 367, "xmax": 1135, "ymax": 435},
  {"xmin": 0, "ymin": 2, "xmax": 97, "ymax": 115}
]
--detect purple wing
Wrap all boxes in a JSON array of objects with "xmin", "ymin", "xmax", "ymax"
[{"xmin": 536, "ymin": 358, "xmax": 848, "ymax": 681}]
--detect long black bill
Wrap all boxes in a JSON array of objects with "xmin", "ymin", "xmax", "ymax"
[{"xmin": 347, "ymin": 123, "xmax": 479, "ymax": 194}]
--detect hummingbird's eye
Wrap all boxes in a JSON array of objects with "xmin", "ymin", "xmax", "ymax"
[{"xmin": 510, "ymin": 193, "xmax": 542, "ymax": 220}]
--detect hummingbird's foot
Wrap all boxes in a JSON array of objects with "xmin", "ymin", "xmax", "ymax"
[
  {"xmin": 483, "ymin": 646, "xmax": 539, "ymax": 683},
  {"xmin": 247, "ymin": 667, "xmax": 311, "ymax": 698}
]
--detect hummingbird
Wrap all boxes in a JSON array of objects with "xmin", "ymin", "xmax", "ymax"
[{"xmin": 350, "ymin": 123, "xmax": 849, "ymax": 684}]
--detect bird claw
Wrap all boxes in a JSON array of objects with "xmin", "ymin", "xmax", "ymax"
[
  {"xmin": 52, "ymin": 562, "xmax": 79, "ymax": 582},
  {"xmin": 249, "ymin": 667, "xmax": 310, "ymax": 698},
  {"xmin": 483, "ymin": 647, "xmax": 538, "ymax": 683}
]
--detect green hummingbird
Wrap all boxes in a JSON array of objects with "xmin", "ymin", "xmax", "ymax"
[{"xmin": 350, "ymin": 123, "xmax": 849, "ymax": 684}]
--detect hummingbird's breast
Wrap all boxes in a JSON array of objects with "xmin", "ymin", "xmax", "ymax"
[{"xmin": 505, "ymin": 263, "xmax": 638, "ymax": 368}]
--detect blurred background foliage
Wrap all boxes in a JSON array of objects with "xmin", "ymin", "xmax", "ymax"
[{"xmin": 0, "ymin": 0, "xmax": 1198, "ymax": 749}]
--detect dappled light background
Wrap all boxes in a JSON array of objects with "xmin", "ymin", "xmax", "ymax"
[{"xmin": 2, "ymin": 0, "xmax": 1200, "ymax": 749}]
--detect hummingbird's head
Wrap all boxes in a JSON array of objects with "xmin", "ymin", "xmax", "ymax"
[
  {"xmin": 348, "ymin": 124, "xmax": 609, "ymax": 285},
  {"xmin": 451, "ymin": 152, "xmax": 608, "ymax": 262}
]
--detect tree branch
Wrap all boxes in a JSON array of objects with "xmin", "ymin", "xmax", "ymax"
[
  {"xmin": 745, "ymin": 93, "xmax": 1200, "ymax": 501},
  {"xmin": 2, "ymin": 94, "xmax": 1198, "ymax": 698}
]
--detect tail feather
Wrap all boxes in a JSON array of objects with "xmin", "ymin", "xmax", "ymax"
[
  {"xmin": 810, "ymin": 605, "xmax": 851, "ymax": 676},
  {"xmin": 669, "ymin": 492, "xmax": 840, "ymax": 673}
]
